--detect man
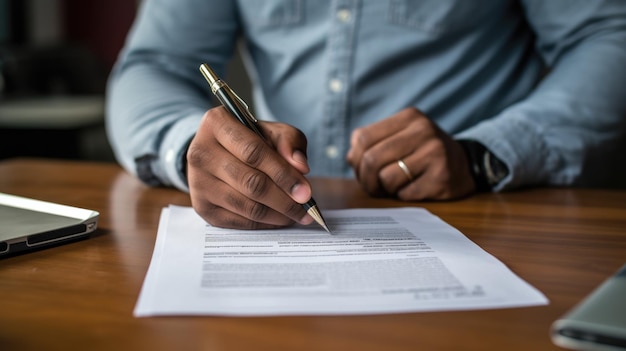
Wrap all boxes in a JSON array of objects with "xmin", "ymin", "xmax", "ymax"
[{"xmin": 106, "ymin": 1, "xmax": 626, "ymax": 229}]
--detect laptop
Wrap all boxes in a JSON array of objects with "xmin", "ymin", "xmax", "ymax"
[
  {"xmin": 551, "ymin": 263, "xmax": 626, "ymax": 351},
  {"xmin": 0, "ymin": 192, "xmax": 99, "ymax": 257}
]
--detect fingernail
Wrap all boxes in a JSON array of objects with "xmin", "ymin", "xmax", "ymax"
[
  {"xmin": 293, "ymin": 150, "xmax": 307, "ymax": 165},
  {"xmin": 290, "ymin": 183, "xmax": 310, "ymax": 204}
]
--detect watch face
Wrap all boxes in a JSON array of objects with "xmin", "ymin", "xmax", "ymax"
[{"xmin": 483, "ymin": 151, "xmax": 508, "ymax": 186}]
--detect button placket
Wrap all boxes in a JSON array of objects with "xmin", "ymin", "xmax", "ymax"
[{"xmin": 322, "ymin": 0, "xmax": 359, "ymax": 173}]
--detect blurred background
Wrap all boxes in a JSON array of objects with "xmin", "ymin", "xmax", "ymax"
[
  {"xmin": 0, "ymin": 0, "xmax": 136, "ymax": 162},
  {"xmin": 0, "ymin": 0, "xmax": 252, "ymax": 163}
]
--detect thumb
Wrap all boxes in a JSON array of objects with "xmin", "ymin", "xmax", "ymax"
[{"xmin": 263, "ymin": 122, "xmax": 311, "ymax": 175}]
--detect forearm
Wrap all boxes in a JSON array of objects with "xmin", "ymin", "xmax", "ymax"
[
  {"xmin": 457, "ymin": 27, "xmax": 626, "ymax": 190},
  {"xmin": 105, "ymin": 0, "xmax": 239, "ymax": 191},
  {"xmin": 106, "ymin": 62, "xmax": 208, "ymax": 191}
]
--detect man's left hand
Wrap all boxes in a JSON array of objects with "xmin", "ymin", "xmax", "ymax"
[{"xmin": 346, "ymin": 107, "xmax": 475, "ymax": 200}]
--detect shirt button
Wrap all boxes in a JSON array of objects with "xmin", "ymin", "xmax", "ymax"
[
  {"xmin": 165, "ymin": 149, "xmax": 175, "ymax": 163},
  {"xmin": 326, "ymin": 145, "xmax": 339, "ymax": 159},
  {"xmin": 337, "ymin": 9, "xmax": 351, "ymax": 23},
  {"xmin": 328, "ymin": 79, "xmax": 342, "ymax": 93}
]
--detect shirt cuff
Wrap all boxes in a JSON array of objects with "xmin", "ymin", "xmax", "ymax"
[
  {"xmin": 455, "ymin": 112, "xmax": 555, "ymax": 191},
  {"xmin": 158, "ymin": 115, "xmax": 202, "ymax": 193}
]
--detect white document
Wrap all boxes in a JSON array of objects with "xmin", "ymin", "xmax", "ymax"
[{"xmin": 134, "ymin": 206, "xmax": 548, "ymax": 317}]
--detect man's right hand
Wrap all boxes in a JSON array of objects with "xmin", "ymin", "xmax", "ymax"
[{"xmin": 186, "ymin": 106, "xmax": 315, "ymax": 229}]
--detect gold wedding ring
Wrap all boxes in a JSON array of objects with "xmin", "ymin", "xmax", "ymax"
[{"xmin": 397, "ymin": 159, "xmax": 413, "ymax": 182}]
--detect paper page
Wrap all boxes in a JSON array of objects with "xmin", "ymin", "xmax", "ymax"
[{"xmin": 134, "ymin": 206, "xmax": 548, "ymax": 317}]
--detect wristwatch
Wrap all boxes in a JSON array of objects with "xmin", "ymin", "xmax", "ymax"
[{"xmin": 458, "ymin": 140, "xmax": 509, "ymax": 192}]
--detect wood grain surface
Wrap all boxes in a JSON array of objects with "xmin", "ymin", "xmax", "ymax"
[{"xmin": 1, "ymin": 158, "xmax": 624, "ymax": 351}]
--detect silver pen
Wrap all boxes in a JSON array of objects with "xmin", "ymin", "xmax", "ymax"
[{"xmin": 199, "ymin": 63, "xmax": 331, "ymax": 233}]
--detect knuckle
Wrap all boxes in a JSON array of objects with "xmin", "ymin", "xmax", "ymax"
[
  {"xmin": 246, "ymin": 201, "xmax": 269, "ymax": 221},
  {"xmin": 412, "ymin": 118, "xmax": 432, "ymax": 135},
  {"xmin": 242, "ymin": 170, "xmax": 270, "ymax": 198},
  {"xmin": 225, "ymin": 192, "xmax": 245, "ymax": 212},
  {"xmin": 222, "ymin": 161, "xmax": 240, "ymax": 180},
  {"xmin": 412, "ymin": 116, "xmax": 434, "ymax": 134},
  {"xmin": 186, "ymin": 143, "xmax": 209, "ymax": 168},
  {"xmin": 360, "ymin": 151, "xmax": 378, "ymax": 170},
  {"xmin": 430, "ymin": 138, "xmax": 446, "ymax": 152},
  {"xmin": 195, "ymin": 202, "xmax": 223, "ymax": 227},
  {"xmin": 239, "ymin": 139, "xmax": 267, "ymax": 167},
  {"xmin": 423, "ymin": 138, "xmax": 446, "ymax": 159},
  {"xmin": 351, "ymin": 128, "xmax": 370, "ymax": 147}
]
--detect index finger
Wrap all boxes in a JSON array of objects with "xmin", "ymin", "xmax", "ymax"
[{"xmin": 213, "ymin": 109, "xmax": 313, "ymax": 205}]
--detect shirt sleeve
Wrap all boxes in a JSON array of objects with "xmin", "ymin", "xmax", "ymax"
[
  {"xmin": 105, "ymin": 0, "xmax": 240, "ymax": 191},
  {"xmin": 455, "ymin": 0, "xmax": 626, "ymax": 190}
]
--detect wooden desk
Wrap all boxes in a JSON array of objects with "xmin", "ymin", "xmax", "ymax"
[{"xmin": 1, "ymin": 158, "xmax": 625, "ymax": 351}]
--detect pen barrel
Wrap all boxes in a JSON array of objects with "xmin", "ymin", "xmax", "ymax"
[{"xmin": 214, "ymin": 87, "xmax": 264, "ymax": 137}]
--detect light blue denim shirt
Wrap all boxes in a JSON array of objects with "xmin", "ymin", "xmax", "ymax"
[{"xmin": 106, "ymin": 0, "xmax": 626, "ymax": 192}]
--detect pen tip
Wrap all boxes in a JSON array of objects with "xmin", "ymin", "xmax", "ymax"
[
  {"xmin": 306, "ymin": 205, "xmax": 332, "ymax": 234},
  {"xmin": 319, "ymin": 221, "xmax": 332, "ymax": 234}
]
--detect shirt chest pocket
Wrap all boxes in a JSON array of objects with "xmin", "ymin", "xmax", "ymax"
[
  {"xmin": 237, "ymin": 0, "xmax": 304, "ymax": 28},
  {"xmin": 387, "ymin": 0, "xmax": 501, "ymax": 35}
]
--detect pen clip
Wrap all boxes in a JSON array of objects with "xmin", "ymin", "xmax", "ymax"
[{"xmin": 226, "ymin": 85, "xmax": 258, "ymax": 124}]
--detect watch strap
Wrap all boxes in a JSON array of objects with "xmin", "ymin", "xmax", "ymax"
[
  {"xmin": 458, "ymin": 139, "xmax": 508, "ymax": 192},
  {"xmin": 458, "ymin": 140, "xmax": 491, "ymax": 192}
]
